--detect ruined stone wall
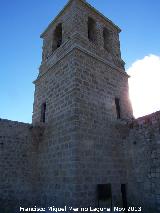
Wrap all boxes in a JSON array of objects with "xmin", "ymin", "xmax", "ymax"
[
  {"xmin": 125, "ymin": 112, "xmax": 160, "ymax": 213},
  {"xmin": 0, "ymin": 119, "xmax": 37, "ymax": 212}
]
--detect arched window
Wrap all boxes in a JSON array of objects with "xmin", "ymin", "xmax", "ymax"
[
  {"xmin": 52, "ymin": 23, "xmax": 62, "ymax": 51},
  {"xmin": 88, "ymin": 17, "xmax": 96, "ymax": 42},
  {"xmin": 103, "ymin": 28, "xmax": 111, "ymax": 52}
]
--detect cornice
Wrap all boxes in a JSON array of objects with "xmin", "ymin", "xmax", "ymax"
[{"xmin": 34, "ymin": 44, "xmax": 128, "ymax": 84}]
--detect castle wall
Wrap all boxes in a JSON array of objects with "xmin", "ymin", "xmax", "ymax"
[
  {"xmin": 0, "ymin": 119, "xmax": 37, "ymax": 212},
  {"xmin": 125, "ymin": 112, "xmax": 160, "ymax": 213}
]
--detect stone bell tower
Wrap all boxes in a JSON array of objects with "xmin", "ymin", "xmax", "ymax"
[{"xmin": 32, "ymin": 0, "xmax": 133, "ymax": 208}]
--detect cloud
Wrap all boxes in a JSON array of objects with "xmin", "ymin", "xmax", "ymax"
[{"xmin": 127, "ymin": 54, "xmax": 160, "ymax": 118}]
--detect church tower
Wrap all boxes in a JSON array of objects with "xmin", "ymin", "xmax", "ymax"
[{"xmin": 32, "ymin": 0, "xmax": 133, "ymax": 208}]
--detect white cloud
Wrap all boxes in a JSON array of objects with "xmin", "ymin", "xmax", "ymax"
[{"xmin": 127, "ymin": 54, "xmax": 160, "ymax": 118}]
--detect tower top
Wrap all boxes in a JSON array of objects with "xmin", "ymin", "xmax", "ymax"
[
  {"xmin": 41, "ymin": 0, "xmax": 121, "ymax": 38},
  {"xmin": 38, "ymin": 0, "xmax": 125, "ymax": 73}
]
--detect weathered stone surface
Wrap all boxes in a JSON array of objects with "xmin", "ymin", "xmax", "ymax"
[
  {"xmin": 0, "ymin": 0, "xmax": 159, "ymax": 212},
  {"xmin": 0, "ymin": 120, "xmax": 37, "ymax": 212},
  {"xmin": 125, "ymin": 112, "xmax": 160, "ymax": 213}
]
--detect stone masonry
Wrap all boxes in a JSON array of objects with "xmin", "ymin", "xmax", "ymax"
[
  {"xmin": 0, "ymin": 0, "xmax": 159, "ymax": 212},
  {"xmin": 125, "ymin": 112, "xmax": 160, "ymax": 213}
]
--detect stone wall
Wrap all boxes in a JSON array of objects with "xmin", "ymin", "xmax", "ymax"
[
  {"xmin": 70, "ymin": 48, "xmax": 132, "ymax": 207},
  {"xmin": 33, "ymin": 43, "xmax": 133, "ymax": 208},
  {"xmin": 125, "ymin": 112, "xmax": 160, "ymax": 213},
  {"xmin": 0, "ymin": 119, "xmax": 38, "ymax": 212},
  {"xmin": 1, "ymin": 0, "xmax": 159, "ymax": 212},
  {"xmin": 33, "ymin": 51, "xmax": 80, "ymax": 207}
]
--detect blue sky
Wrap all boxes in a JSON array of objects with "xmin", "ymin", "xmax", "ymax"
[{"xmin": 0, "ymin": 0, "xmax": 160, "ymax": 123}]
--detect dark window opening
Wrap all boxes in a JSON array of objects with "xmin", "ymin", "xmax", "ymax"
[
  {"xmin": 52, "ymin": 23, "xmax": 62, "ymax": 51},
  {"xmin": 103, "ymin": 28, "xmax": 111, "ymax": 52},
  {"xmin": 88, "ymin": 17, "xmax": 96, "ymax": 42},
  {"xmin": 41, "ymin": 102, "xmax": 46, "ymax": 123},
  {"xmin": 121, "ymin": 184, "xmax": 128, "ymax": 212},
  {"xmin": 97, "ymin": 184, "xmax": 112, "ymax": 209},
  {"xmin": 115, "ymin": 98, "xmax": 121, "ymax": 119}
]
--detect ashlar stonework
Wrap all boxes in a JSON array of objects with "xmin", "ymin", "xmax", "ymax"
[{"xmin": 0, "ymin": 0, "xmax": 159, "ymax": 212}]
